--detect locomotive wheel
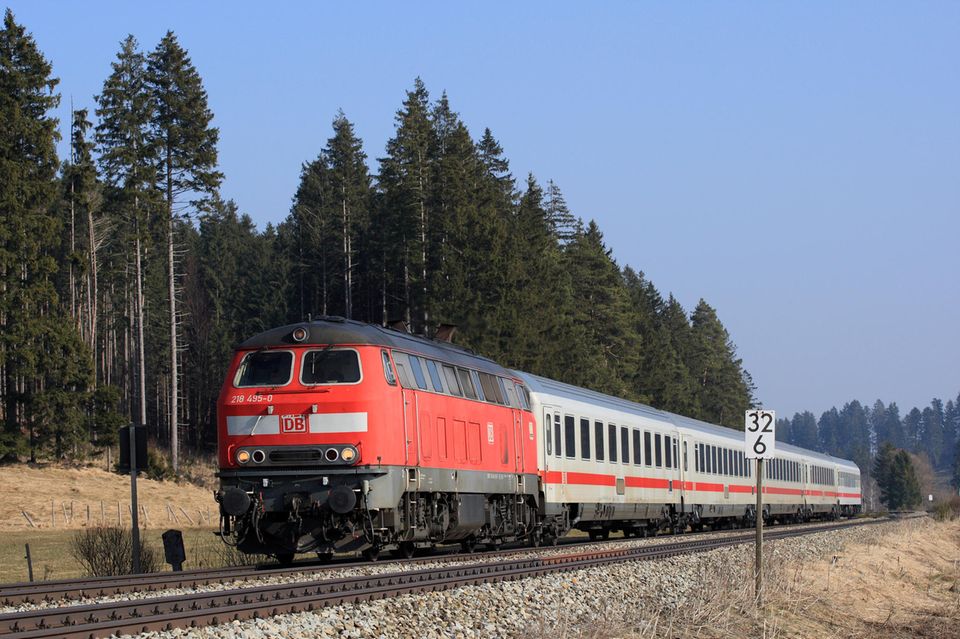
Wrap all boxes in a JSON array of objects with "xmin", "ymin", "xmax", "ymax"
[
  {"xmin": 275, "ymin": 552, "xmax": 295, "ymax": 566},
  {"xmin": 363, "ymin": 546, "xmax": 381, "ymax": 562},
  {"xmin": 486, "ymin": 539, "xmax": 502, "ymax": 551},
  {"xmin": 316, "ymin": 551, "xmax": 333, "ymax": 564},
  {"xmin": 460, "ymin": 538, "xmax": 477, "ymax": 553},
  {"xmin": 393, "ymin": 542, "xmax": 416, "ymax": 559}
]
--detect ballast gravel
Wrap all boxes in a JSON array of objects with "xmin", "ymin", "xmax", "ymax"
[
  {"xmin": 1, "ymin": 519, "xmax": 854, "ymax": 615},
  {"xmin": 104, "ymin": 519, "xmax": 898, "ymax": 639}
]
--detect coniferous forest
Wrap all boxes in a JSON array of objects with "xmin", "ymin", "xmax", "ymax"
[{"xmin": 2, "ymin": 12, "xmax": 957, "ymax": 486}]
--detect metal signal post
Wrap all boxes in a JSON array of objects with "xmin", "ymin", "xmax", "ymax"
[{"xmin": 745, "ymin": 409, "xmax": 775, "ymax": 607}]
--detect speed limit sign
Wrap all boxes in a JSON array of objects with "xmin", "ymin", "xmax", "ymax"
[{"xmin": 745, "ymin": 409, "xmax": 776, "ymax": 459}]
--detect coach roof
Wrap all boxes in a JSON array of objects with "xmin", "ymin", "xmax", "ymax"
[
  {"xmin": 517, "ymin": 371, "xmax": 859, "ymax": 471},
  {"xmin": 238, "ymin": 317, "xmax": 513, "ymax": 377}
]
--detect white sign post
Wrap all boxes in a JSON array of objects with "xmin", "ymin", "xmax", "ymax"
[{"xmin": 745, "ymin": 409, "xmax": 775, "ymax": 607}]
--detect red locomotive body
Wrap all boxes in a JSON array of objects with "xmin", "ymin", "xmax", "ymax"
[{"xmin": 216, "ymin": 318, "xmax": 545, "ymax": 561}]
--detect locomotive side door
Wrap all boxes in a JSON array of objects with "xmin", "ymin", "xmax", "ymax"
[{"xmin": 401, "ymin": 387, "xmax": 419, "ymax": 465}]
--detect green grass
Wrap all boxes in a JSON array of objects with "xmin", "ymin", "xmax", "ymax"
[{"xmin": 0, "ymin": 527, "xmax": 230, "ymax": 584}]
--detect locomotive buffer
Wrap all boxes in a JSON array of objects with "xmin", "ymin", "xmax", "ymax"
[{"xmin": 745, "ymin": 409, "xmax": 775, "ymax": 607}]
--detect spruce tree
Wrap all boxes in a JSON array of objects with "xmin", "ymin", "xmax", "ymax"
[
  {"xmin": 790, "ymin": 411, "xmax": 819, "ymax": 451},
  {"xmin": 561, "ymin": 221, "xmax": 640, "ymax": 399},
  {"xmin": 687, "ymin": 300, "xmax": 752, "ymax": 428},
  {"xmin": 544, "ymin": 180, "xmax": 578, "ymax": 243},
  {"xmin": 95, "ymin": 34, "xmax": 157, "ymax": 434},
  {"xmin": 0, "ymin": 9, "xmax": 91, "ymax": 459},
  {"xmin": 146, "ymin": 31, "xmax": 221, "ymax": 472},
  {"xmin": 378, "ymin": 78, "xmax": 434, "ymax": 330}
]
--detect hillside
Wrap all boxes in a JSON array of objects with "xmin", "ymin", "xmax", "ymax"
[{"xmin": 0, "ymin": 463, "xmax": 217, "ymax": 531}]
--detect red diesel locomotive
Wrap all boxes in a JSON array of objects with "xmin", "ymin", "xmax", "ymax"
[{"xmin": 216, "ymin": 318, "xmax": 550, "ymax": 561}]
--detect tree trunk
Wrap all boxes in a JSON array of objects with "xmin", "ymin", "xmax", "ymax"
[
  {"xmin": 134, "ymin": 213, "xmax": 147, "ymax": 430},
  {"xmin": 166, "ymin": 147, "xmax": 179, "ymax": 473},
  {"xmin": 86, "ymin": 196, "xmax": 98, "ymax": 386}
]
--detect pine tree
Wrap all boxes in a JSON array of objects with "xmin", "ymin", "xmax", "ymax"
[
  {"xmin": 920, "ymin": 399, "xmax": 946, "ymax": 469},
  {"xmin": 146, "ymin": 31, "xmax": 221, "ymax": 473},
  {"xmin": 818, "ymin": 407, "xmax": 841, "ymax": 454},
  {"xmin": 952, "ymin": 438, "xmax": 960, "ymax": 491},
  {"xmin": 378, "ymin": 78, "xmax": 434, "ymax": 330},
  {"xmin": 288, "ymin": 111, "xmax": 371, "ymax": 321},
  {"xmin": 873, "ymin": 444, "xmax": 922, "ymax": 510},
  {"xmin": 95, "ymin": 34, "xmax": 158, "ymax": 435},
  {"xmin": 903, "ymin": 407, "xmax": 922, "ymax": 452},
  {"xmin": 838, "ymin": 400, "xmax": 871, "ymax": 475},
  {"xmin": 544, "ymin": 180, "xmax": 578, "ymax": 243},
  {"xmin": 0, "ymin": 9, "xmax": 91, "ymax": 459},
  {"xmin": 790, "ymin": 411, "xmax": 820, "ymax": 451},
  {"xmin": 63, "ymin": 108, "xmax": 102, "ymax": 370},
  {"xmin": 687, "ymin": 300, "xmax": 752, "ymax": 428}
]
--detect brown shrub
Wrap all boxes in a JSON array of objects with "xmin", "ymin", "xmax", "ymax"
[{"xmin": 70, "ymin": 526, "xmax": 160, "ymax": 576}]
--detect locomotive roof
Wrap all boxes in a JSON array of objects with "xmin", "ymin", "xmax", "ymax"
[
  {"xmin": 238, "ymin": 317, "xmax": 514, "ymax": 378},
  {"xmin": 516, "ymin": 371, "xmax": 859, "ymax": 472}
]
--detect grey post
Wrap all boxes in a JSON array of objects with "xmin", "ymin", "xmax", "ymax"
[
  {"xmin": 755, "ymin": 457, "xmax": 763, "ymax": 606},
  {"xmin": 24, "ymin": 544, "xmax": 33, "ymax": 582},
  {"xmin": 129, "ymin": 425, "xmax": 141, "ymax": 574}
]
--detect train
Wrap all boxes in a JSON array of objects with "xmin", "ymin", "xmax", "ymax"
[{"xmin": 215, "ymin": 317, "xmax": 861, "ymax": 562}]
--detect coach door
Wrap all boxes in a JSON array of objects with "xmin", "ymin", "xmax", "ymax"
[{"xmin": 542, "ymin": 406, "xmax": 561, "ymax": 472}]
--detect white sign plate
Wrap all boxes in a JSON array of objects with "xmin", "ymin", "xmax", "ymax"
[{"xmin": 745, "ymin": 409, "xmax": 776, "ymax": 459}]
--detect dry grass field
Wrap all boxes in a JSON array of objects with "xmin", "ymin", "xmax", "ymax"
[
  {"xmin": 0, "ymin": 462, "xmax": 229, "ymax": 582},
  {"xmin": 596, "ymin": 517, "xmax": 960, "ymax": 639},
  {"xmin": 0, "ymin": 463, "xmax": 217, "ymax": 531}
]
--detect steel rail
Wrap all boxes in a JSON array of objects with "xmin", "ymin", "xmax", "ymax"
[
  {"xmin": 0, "ymin": 517, "xmax": 877, "ymax": 606},
  {"xmin": 0, "ymin": 519, "xmax": 880, "ymax": 639}
]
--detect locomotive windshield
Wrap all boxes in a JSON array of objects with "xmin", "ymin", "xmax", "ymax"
[
  {"xmin": 234, "ymin": 350, "xmax": 293, "ymax": 387},
  {"xmin": 301, "ymin": 349, "xmax": 361, "ymax": 384}
]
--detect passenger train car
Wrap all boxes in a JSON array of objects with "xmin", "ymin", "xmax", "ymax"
[{"xmin": 216, "ymin": 318, "xmax": 861, "ymax": 561}]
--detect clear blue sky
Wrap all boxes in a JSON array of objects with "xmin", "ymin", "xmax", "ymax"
[{"xmin": 10, "ymin": 2, "xmax": 960, "ymax": 418}]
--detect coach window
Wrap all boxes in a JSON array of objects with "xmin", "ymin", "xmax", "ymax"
[
  {"xmin": 595, "ymin": 421, "xmax": 605, "ymax": 461},
  {"xmin": 698, "ymin": 444, "xmax": 704, "ymax": 473},
  {"xmin": 442, "ymin": 365, "xmax": 462, "ymax": 396},
  {"xmin": 620, "ymin": 426, "xmax": 630, "ymax": 465},
  {"xmin": 405, "ymin": 355, "xmax": 429, "ymax": 390},
  {"xmin": 632, "ymin": 430, "xmax": 642, "ymax": 465},
  {"xmin": 723, "ymin": 449, "xmax": 729, "ymax": 476},
  {"xmin": 683, "ymin": 441, "xmax": 688, "ymax": 472},
  {"xmin": 711, "ymin": 446, "xmax": 718, "ymax": 475},
  {"xmin": 554, "ymin": 414, "xmax": 562, "ymax": 458},
  {"xmin": 580, "ymin": 418, "xmax": 591, "ymax": 460},
  {"xmin": 544, "ymin": 411, "xmax": 552, "ymax": 456},
  {"xmin": 424, "ymin": 359, "xmax": 444, "ymax": 393},
  {"xmin": 608, "ymin": 424, "xmax": 618, "ymax": 463},
  {"xmin": 673, "ymin": 440, "xmax": 679, "ymax": 469},
  {"xmin": 664, "ymin": 436, "xmax": 672, "ymax": 468},
  {"xmin": 564, "ymin": 416, "xmax": 576, "ymax": 459},
  {"xmin": 654, "ymin": 433, "xmax": 662, "ymax": 468},
  {"xmin": 644, "ymin": 431, "xmax": 652, "ymax": 466},
  {"xmin": 381, "ymin": 350, "xmax": 397, "ymax": 386}
]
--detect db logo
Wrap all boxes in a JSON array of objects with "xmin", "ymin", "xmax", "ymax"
[{"xmin": 280, "ymin": 415, "xmax": 307, "ymax": 433}]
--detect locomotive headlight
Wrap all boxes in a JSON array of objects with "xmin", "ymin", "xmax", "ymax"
[
  {"xmin": 291, "ymin": 326, "xmax": 309, "ymax": 342},
  {"xmin": 340, "ymin": 446, "xmax": 358, "ymax": 463},
  {"xmin": 236, "ymin": 449, "xmax": 251, "ymax": 464}
]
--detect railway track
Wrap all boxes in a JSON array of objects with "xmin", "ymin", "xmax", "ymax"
[{"xmin": 0, "ymin": 518, "xmax": 881, "ymax": 639}]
